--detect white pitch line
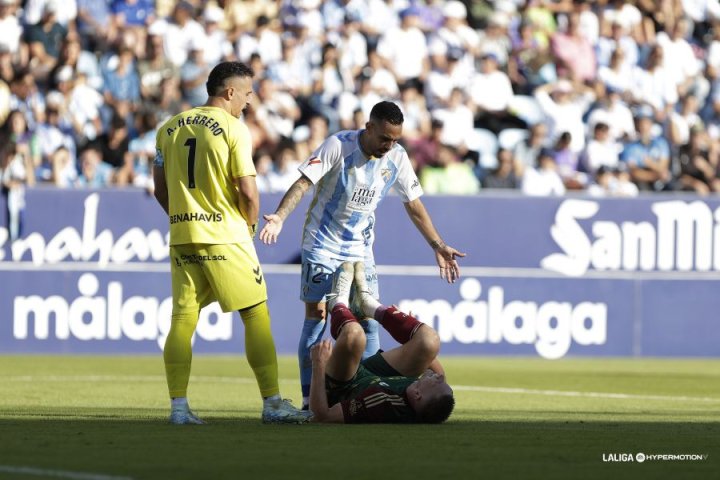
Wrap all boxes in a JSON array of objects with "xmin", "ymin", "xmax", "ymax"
[
  {"xmin": 2, "ymin": 375, "xmax": 719, "ymax": 404},
  {"xmin": 0, "ymin": 466, "xmax": 132, "ymax": 480},
  {"xmin": 454, "ymin": 385, "xmax": 720, "ymax": 403}
]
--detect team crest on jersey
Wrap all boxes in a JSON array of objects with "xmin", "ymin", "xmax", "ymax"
[{"xmin": 381, "ymin": 168, "xmax": 392, "ymax": 183}]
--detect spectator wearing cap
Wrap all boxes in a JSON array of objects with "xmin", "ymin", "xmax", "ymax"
[
  {"xmin": 550, "ymin": 11, "xmax": 596, "ymax": 82},
  {"xmin": 202, "ymin": 5, "xmax": 233, "ymax": 66},
  {"xmin": 25, "ymin": 1, "xmax": 67, "ymax": 76},
  {"xmin": 428, "ymin": 0, "xmax": 479, "ymax": 79},
  {"xmin": 163, "ymin": 1, "xmax": 204, "ymax": 67},
  {"xmin": 674, "ymin": 125, "xmax": 720, "ymax": 194},
  {"xmin": 137, "ymin": 22, "xmax": 177, "ymax": 102},
  {"xmin": 521, "ymin": 147, "xmax": 566, "ymax": 196},
  {"xmin": 534, "ymin": 79, "xmax": 595, "ymax": 153},
  {"xmin": 180, "ymin": 34, "xmax": 210, "ymax": 107},
  {"xmin": 419, "ymin": 143, "xmax": 480, "ymax": 195},
  {"xmin": 471, "ymin": 52, "xmax": 526, "ymax": 135},
  {"xmin": 376, "ymin": 6, "xmax": 429, "ymax": 88},
  {"xmin": 620, "ymin": 106, "xmax": 671, "ymax": 191},
  {"xmin": 0, "ymin": 0, "xmax": 22, "ymax": 56}
]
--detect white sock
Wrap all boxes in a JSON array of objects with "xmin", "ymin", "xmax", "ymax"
[
  {"xmin": 263, "ymin": 394, "xmax": 281, "ymax": 407},
  {"xmin": 171, "ymin": 397, "xmax": 188, "ymax": 410},
  {"xmin": 361, "ymin": 295, "xmax": 381, "ymax": 318},
  {"xmin": 302, "ymin": 396, "xmax": 309, "ymax": 408}
]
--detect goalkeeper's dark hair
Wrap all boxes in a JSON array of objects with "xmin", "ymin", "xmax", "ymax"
[
  {"xmin": 416, "ymin": 391, "xmax": 455, "ymax": 424},
  {"xmin": 369, "ymin": 101, "xmax": 404, "ymax": 126},
  {"xmin": 206, "ymin": 61, "xmax": 254, "ymax": 97}
]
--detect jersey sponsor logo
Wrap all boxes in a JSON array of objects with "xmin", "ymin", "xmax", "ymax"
[
  {"xmin": 169, "ymin": 212, "xmax": 223, "ymax": 224},
  {"xmin": 349, "ymin": 184, "xmax": 376, "ymax": 211},
  {"xmin": 307, "ymin": 157, "xmax": 321, "ymax": 166},
  {"xmin": 179, "ymin": 254, "xmax": 228, "ymax": 266}
]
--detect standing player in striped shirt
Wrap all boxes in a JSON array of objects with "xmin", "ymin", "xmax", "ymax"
[
  {"xmin": 260, "ymin": 101, "xmax": 465, "ymax": 409},
  {"xmin": 153, "ymin": 61, "xmax": 310, "ymax": 425}
]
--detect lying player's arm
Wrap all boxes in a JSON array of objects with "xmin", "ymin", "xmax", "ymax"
[
  {"xmin": 234, "ymin": 175, "xmax": 260, "ymax": 236},
  {"xmin": 309, "ymin": 340, "xmax": 345, "ymax": 423},
  {"xmin": 152, "ymin": 165, "xmax": 169, "ymax": 215},
  {"xmin": 259, "ymin": 175, "xmax": 313, "ymax": 244},
  {"xmin": 403, "ymin": 198, "xmax": 466, "ymax": 283}
]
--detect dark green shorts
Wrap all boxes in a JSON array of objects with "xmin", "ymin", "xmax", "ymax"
[{"xmin": 325, "ymin": 351, "xmax": 402, "ymax": 405}]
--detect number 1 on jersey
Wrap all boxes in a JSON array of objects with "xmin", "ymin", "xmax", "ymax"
[{"xmin": 184, "ymin": 137, "xmax": 197, "ymax": 188}]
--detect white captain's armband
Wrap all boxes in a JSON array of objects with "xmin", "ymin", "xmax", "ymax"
[{"xmin": 154, "ymin": 148, "xmax": 165, "ymax": 167}]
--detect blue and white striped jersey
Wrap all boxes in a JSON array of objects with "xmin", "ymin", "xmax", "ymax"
[{"xmin": 298, "ymin": 130, "xmax": 423, "ymax": 259}]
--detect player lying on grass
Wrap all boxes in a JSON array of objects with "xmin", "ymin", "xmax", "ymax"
[{"xmin": 309, "ymin": 262, "xmax": 454, "ymax": 423}]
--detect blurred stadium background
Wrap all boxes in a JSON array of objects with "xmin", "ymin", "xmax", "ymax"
[{"xmin": 0, "ymin": 0, "xmax": 719, "ymax": 479}]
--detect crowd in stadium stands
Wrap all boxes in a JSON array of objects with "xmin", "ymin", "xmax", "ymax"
[{"xmin": 3, "ymin": 0, "xmax": 720, "ymax": 203}]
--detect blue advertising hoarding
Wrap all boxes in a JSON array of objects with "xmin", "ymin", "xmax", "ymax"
[{"xmin": 0, "ymin": 189, "xmax": 718, "ymax": 358}]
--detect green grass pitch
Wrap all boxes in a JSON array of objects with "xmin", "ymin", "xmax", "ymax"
[{"xmin": 0, "ymin": 355, "xmax": 717, "ymax": 480}]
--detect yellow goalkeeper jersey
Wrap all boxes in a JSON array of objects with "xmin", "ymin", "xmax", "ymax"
[{"xmin": 155, "ymin": 106, "xmax": 256, "ymax": 246}]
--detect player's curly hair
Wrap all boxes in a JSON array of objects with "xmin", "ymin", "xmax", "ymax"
[
  {"xmin": 369, "ymin": 101, "xmax": 404, "ymax": 126},
  {"xmin": 206, "ymin": 61, "xmax": 254, "ymax": 96},
  {"xmin": 417, "ymin": 392, "xmax": 455, "ymax": 424}
]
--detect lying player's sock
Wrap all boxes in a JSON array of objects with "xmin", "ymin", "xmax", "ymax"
[
  {"xmin": 377, "ymin": 306, "xmax": 423, "ymax": 344},
  {"xmin": 298, "ymin": 318, "xmax": 327, "ymax": 403},
  {"xmin": 330, "ymin": 304, "xmax": 359, "ymax": 339},
  {"xmin": 361, "ymin": 318, "xmax": 380, "ymax": 359}
]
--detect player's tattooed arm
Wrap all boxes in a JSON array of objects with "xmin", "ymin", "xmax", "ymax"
[
  {"xmin": 275, "ymin": 175, "xmax": 312, "ymax": 220},
  {"xmin": 260, "ymin": 175, "xmax": 312, "ymax": 245}
]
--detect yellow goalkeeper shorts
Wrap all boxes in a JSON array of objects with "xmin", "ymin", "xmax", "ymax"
[{"xmin": 169, "ymin": 242, "xmax": 267, "ymax": 313}]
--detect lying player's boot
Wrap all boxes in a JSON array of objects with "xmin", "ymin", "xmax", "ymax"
[
  {"xmin": 169, "ymin": 407, "xmax": 206, "ymax": 425},
  {"xmin": 326, "ymin": 262, "xmax": 354, "ymax": 310},
  {"xmin": 262, "ymin": 398, "xmax": 313, "ymax": 424},
  {"xmin": 353, "ymin": 261, "xmax": 380, "ymax": 318}
]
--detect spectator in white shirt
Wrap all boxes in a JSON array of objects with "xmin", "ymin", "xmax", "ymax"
[
  {"xmin": 163, "ymin": 2, "xmax": 204, "ymax": 67},
  {"xmin": 471, "ymin": 53, "xmax": 526, "ymax": 134},
  {"xmin": 376, "ymin": 6, "xmax": 429, "ymax": 86},
  {"xmin": 580, "ymin": 122, "xmax": 621, "ymax": 174},
  {"xmin": 630, "ymin": 44, "xmax": 678, "ymax": 117},
  {"xmin": 534, "ymin": 79, "xmax": 595, "ymax": 153},
  {"xmin": 432, "ymin": 87, "xmax": 474, "ymax": 152},
  {"xmin": 522, "ymin": 147, "xmax": 566, "ymax": 196}
]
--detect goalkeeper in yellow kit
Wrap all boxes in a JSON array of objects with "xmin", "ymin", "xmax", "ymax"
[{"xmin": 153, "ymin": 61, "xmax": 310, "ymax": 424}]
